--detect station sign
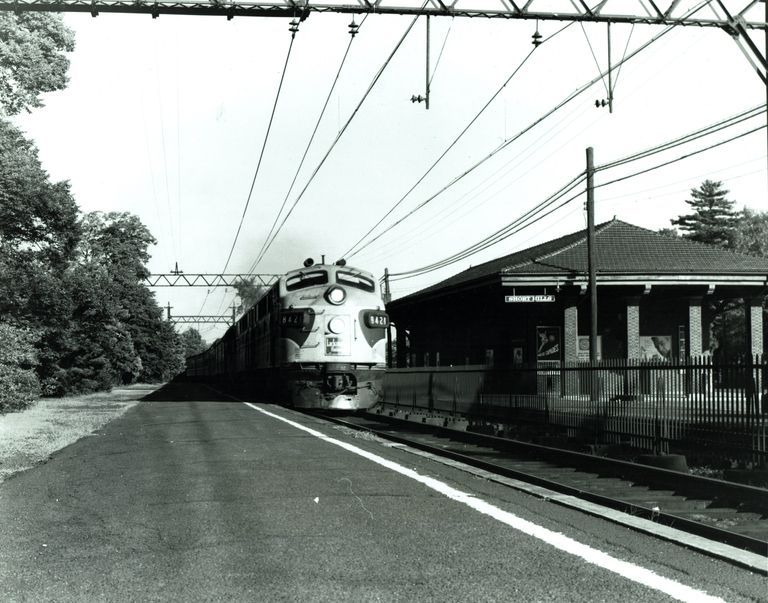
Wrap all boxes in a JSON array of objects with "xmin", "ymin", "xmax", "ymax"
[{"xmin": 505, "ymin": 294, "xmax": 555, "ymax": 303}]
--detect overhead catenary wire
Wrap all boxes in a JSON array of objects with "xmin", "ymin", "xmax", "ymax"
[
  {"xmin": 388, "ymin": 172, "xmax": 587, "ymax": 280},
  {"xmin": 358, "ymin": 100, "xmax": 600, "ymax": 265},
  {"xmin": 595, "ymin": 123, "xmax": 767, "ymax": 190},
  {"xmin": 199, "ymin": 25, "xmax": 300, "ymax": 318},
  {"xmin": 250, "ymin": 4, "xmax": 428, "ymax": 270},
  {"xmin": 344, "ymin": 0, "xmax": 716, "ymax": 261},
  {"xmin": 389, "ymin": 109, "xmax": 763, "ymax": 283},
  {"xmin": 341, "ymin": 19, "xmax": 577, "ymax": 260},
  {"xmin": 248, "ymin": 14, "xmax": 370, "ymax": 273},
  {"xmin": 219, "ymin": 27, "xmax": 299, "ymax": 276},
  {"xmin": 596, "ymin": 103, "xmax": 765, "ymax": 172}
]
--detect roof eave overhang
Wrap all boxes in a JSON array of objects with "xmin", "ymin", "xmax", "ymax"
[{"xmin": 387, "ymin": 274, "xmax": 500, "ymax": 310}]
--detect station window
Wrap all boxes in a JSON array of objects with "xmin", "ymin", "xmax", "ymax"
[
  {"xmin": 336, "ymin": 270, "xmax": 375, "ymax": 292},
  {"xmin": 286, "ymin": 270, "xmax": 328, "ymax": 291}
]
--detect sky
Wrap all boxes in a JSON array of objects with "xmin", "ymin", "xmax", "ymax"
[{"xmin": 13, "ymin": 2, "xmax": 768, "ymax": 341}]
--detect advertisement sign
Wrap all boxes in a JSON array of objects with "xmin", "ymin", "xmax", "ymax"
[
  {"xmin": 639, "ymin": 335, "xmax": 672, "ymax": 361},
  {"xmin": 577, "ymin": 336, "xmax": 602, "ymax": 361},
  {"xmin": 536, "ymin": 326, "xmax": 561, "ymax": 361}
]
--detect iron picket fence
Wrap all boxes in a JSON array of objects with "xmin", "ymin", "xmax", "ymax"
[{"xmin": 383, "ymin": 355, "xmax": 768, "ymax": 465}]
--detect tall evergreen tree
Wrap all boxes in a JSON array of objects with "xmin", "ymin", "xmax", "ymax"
[{"xmin": 670, "ymin": 180, "xmax": 739, "ymax": 248}]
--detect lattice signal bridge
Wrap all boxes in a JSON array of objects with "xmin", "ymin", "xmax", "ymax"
[{"xmin": 144, "ymin": 274, "xmax": 279, "ymax": 287}]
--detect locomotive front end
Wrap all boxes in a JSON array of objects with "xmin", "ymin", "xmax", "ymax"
[{"xmin": 277, "ymin": 261, "xmax": 388, "ymax": 410}]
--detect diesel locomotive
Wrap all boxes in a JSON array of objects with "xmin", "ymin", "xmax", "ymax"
[{"xmin": 186, "ymin": 259, "xmax": 389, "ymax": 410}]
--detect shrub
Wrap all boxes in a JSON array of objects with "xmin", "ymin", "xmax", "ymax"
[{"xmin": 0, "ymin": 322, "xmax": 41, "ymax": 413}]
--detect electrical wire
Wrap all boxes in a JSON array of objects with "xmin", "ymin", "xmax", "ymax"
[
  {"xmin": 342, "ymin": 19, "xmax": 576, "ymax": 260},
  {"xmin": 251, "ymin": 4, "xmax": 428, "ymax": 269},
  {"xmin": 357, "ymin": 100, "xmax": 599, "ymax": 265},
  {"xmin": 247, "ymin": 15, "xmax": 369, "ymax": 273},
  {"xmin": 596, "ymin": 104, "xmax": 765, "ymax": 172},
  {"xmin": 595, "ymin": 124, "xmax": 767, "ymax": 191},
  {"xmin": 385, "ymin": 119, "xmax": 761, "ymax": 283},
  {"xmin": 220, "ymin": 30, "xmax": 299, "ymax": 275},
  {"xmin": 388, "ymin": 172, "xmax": 587, "ymax": 280},
  {"xmin": 345, "ymin": 0, "xmax": 715, "ymax": 261},
  {"xmin": 199, "ymin": 26, "xmax": 300, "ymax": 319}
]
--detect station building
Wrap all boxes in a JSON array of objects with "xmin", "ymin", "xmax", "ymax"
[{"xmin": 386, "ymin": 219, "xmax": 768, "ymax": 368}]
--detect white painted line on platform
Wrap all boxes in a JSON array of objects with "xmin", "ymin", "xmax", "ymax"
[
  {"xmin": 391, "ymin": 445, "xmax": 768, "ymax": 574},
  {"xmin": 244, "ymin": 402, "xmax": 726, "ymax": 603}
]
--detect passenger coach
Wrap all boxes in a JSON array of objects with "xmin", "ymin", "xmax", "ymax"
[{"xmin": 186, "ymin": 259, "xmax": 389, "ymax": 410}]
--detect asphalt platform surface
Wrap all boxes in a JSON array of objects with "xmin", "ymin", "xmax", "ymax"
[{"xmin": 0, "ymin": 382, "xmax": 765, "ymax": 601}]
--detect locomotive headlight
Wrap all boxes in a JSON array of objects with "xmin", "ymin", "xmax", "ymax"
[
  {"xmin": 326, "ymin": 286, "xmax": 346, "ymax": 305},
  {"xmin": 327, "ymin": 316, "xmax": 346, "ymax": 334}
]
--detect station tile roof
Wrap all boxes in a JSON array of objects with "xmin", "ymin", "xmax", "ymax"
[{"xmin": 391, "ymin": 219, "xmax": 768, "ymax": 304}]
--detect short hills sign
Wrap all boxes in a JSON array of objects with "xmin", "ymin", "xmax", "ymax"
[{"xmin": 505, "ymin": 295, "xmax": 555, "ymax": 303}]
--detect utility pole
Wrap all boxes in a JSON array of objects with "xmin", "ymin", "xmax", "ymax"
[
  {"xmin": 383, "ymin": 267, "xmax": 392, "ymax": 304},
  {"xmin": 586, "ymin": 147, "xmax": 598, "ymax": 365},
  {"xmin": 165, "ymin": 302, "xmax": 172, "ymax": 322}
]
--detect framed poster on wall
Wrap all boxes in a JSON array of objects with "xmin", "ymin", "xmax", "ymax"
[{"xmin": 536, "ymin": 326, "xmax": 561, "ymax": 361}]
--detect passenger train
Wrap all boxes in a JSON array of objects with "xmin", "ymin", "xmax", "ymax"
[{"xmin": 185, "ymin": 259, "xmax": 389, "ymax": 410}]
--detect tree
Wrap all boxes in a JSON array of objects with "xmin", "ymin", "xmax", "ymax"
[
  {"xmin": 180, "ymin": 328, "xmax": 208, "ymax": 359},
  {"xmin": 73, "ymin": 212, "xmax": 182, "ymax": 384},
  {"xmin": 0, "ymin": 120, "xmax": 80, "ymax": 262},
  {"xmin": 233, "ymin": 278, "xmax": 267, "ymax": 314},
  {"xmin": 670, "ymin": 180, "xmax": 739, "ymax": 248},
  {"xmin": 657, "ymin": 227, "xmax": 679, "ymax": 239},
  {"xmin": 732, "ymin": 208, "xmax": 768, "ymax": 258},
  {"xmin": 0, "ymin": 13, "xmax": 75, "ymax": 116}
]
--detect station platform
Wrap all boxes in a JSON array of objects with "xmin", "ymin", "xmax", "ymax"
[{"xmin": 0, "ymin": 382, "xmax": 764, "ymax": 601}]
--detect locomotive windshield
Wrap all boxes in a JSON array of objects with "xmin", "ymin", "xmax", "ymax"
[
  {"xmin": 336, "ymin": 270, "xmax": 375, "ymax": 292},
  {"xmin": 285, "ymin": 270, "xmax": 328, "ymax": 291}
]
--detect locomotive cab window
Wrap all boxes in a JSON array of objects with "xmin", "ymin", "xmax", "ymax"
[
  {"xmin": 336, "ymin": 271, "xmax": 375, "ymax": 292},
  {"xmin": 286, "ymin": 270, "xmax": 328, "ymax": 291}
]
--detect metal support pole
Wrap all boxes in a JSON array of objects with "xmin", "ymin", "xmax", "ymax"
[
  {"xmin": 166, "ymin": 303, "xmax": 172, "ymax": 321},
  {"xmin": 425, "ymin": 15, "xmax": 431, "ymax": 110},
  {"xmin": 607, "ymin": 22, "xmax": 613, "ymax": 113},
  {"xmin": 586, "ymin": 147, "xmax": 598, "ymax": 364}
]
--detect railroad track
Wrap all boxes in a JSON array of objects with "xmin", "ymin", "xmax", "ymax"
[{"xmin": 307, "ymin": 409, "xmax": 768, "ymax": 573}]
